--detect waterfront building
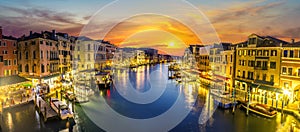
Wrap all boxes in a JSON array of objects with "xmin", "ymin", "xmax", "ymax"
[
  {"xmin": 0, "ymin": 26, "xmax": 18, "ymax": 77},
  {"xmin": 56, "ymin": 32, "xmax": 76, "ymax": 74},
  {"xmin": 104, "ymin": 41, "xmax": 117, "ymax": 68},
  {"xmin": 280, "ymin": 41, "xmax": 300, "ymax": 102},
  {"xmin": 73, "ymin": 37, "xmax": 100, "ymax": 72},
  {"xmin": 183, "ymin": 45, "xmax": 201, "ymax": 69},
  {"xmin": 139, "ymin": 48, "xmax": 158, "ymax": 64},
  {"xmin": 209, "ymin": 43, "xmax": 235, "ymax": 92},
  {"xmin": 18, "ymin": 30, "xmax": 60, "ymax": 88},
  {"xmin": 113, "ymin": 48, "xmax": 135, "ymax": 67},
  {"xmin": 234, "ymin": 34, "xmax": 288, "ymax": 104},
  {"xmin": 136, "ymin": 50, "xmax": 146, "ymax": 65},
  {"xmin": 95, "ymin": 40, "xmax": 107, "ymax": 71}
]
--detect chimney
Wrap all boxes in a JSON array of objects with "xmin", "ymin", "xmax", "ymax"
[
  {"xmin": 30, "ymin": 31, "xmax": 32, "ymax": 37},
  {"xmin": 0, "ymin": 26, "xmax": 2, "ymax": 39},
  {"xmin": 291, "ymin": 39, "xmax": 295, "ymax": 44},
  {"xmin": 52, "ymin": 30, "xmax": 56, "ymax": 39}
]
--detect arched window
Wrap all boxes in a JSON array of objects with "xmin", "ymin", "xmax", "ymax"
[
  {"xmin": 33, "ymin": 50, "xmax": 36, "ymax": 59},
  {"xmin": 25, "ymin": 64, "xmax": 29, "ymax": 72},
  {"xmin": 41, "ymin": 64, "xmax": 45, "ymax": 73},
  {"xmin": 25, "ymin": 51, "xmax": 29, "ymax": 59}
]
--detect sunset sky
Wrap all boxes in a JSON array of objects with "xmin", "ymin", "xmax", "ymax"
[{"xmin": 0, "ymin": 0, "xmax": 299, "ymax": 55}]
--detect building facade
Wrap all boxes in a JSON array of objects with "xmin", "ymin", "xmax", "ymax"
[
  {"xmin": 56, "ymin": 33, "xmax": 76, "ymax": 74},
  {"xmin": 234, "ymin": 34, "xmax": 288, "ymax": 104},
  {"xmin": 18, "ymin": 30, "xmax": 60, "ymax": 87},
  {"xmin": 280, "ymin": 42, "xmax": 300, "ymax": 102},
  {"xmin": 73, "ymin": 37, "xmax": 109, "ymax": 72},
  {"xmin": 0, "ymin": 26, "xmax": 18, "ymax": 77},
  {"xmin": 209, "ymin": 43, "xmax": 235, "ymax": 91}
]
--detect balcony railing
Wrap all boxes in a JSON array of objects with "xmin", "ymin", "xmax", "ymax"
[{"xmin": 254, "ymin": 66, "xmax": 268, "ymax": 70}]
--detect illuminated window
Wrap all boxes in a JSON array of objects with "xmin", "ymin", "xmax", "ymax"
[
  {"xmin": 264, "ymin": 50, "xmax": 269, "ymax": 56},
  {"xmin": 263, "ymin": 74, "xmax": 267, "ymax": 81},
  {"xmin": 252, "ymin": 50, "xmax": 256, "ymax": 56},
  {"xmin": 257, "ymin": 50, "xmax": 262, "ymax": 56},
  {"xmin": 284, "ymin": 82, "xmax": 289, "ymax": 88},
  {"xmin": 248, "ymin": 50, "xmax": 251, "ymax": 56},
  {"xmin": 282, "ymin": 67, "xmax": 287, "ymax": 74},
  {"xmin": 270, "ymin": 75, "xmax": 274, "ymax": 82},
  {"xmin": 288, "ymin": 68, "xmax": 293, "ymax": 76},
  {"xmin": 271, "ymin": 50, "xmax": 277, "ymax": 56}
]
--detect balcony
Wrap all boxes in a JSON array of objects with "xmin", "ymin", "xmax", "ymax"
[
  {"xmin": 254, "ymin": 66, "xmax": 268, "ymax": 70},
  {"xmin": 254, "ymin": 80, "xmax": 274, "ymax": 86}
]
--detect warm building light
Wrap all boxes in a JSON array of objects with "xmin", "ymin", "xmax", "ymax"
[{"xmin": 283, "ymin": 89, "xmax": 290, "ymax": 95}]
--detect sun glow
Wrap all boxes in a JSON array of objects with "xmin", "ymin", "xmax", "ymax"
[{"xmin": 169, "ymin": 42, "xmax": 175, "ymax": 47}]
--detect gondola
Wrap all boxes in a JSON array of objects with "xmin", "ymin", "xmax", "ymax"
[{"xmin": 241, "ymin": 102, "xmax": 277, "ymax": 118}]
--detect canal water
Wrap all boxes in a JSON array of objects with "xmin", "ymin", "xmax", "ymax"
[{"xmin": 1, "ymin": 64, "xmax": 300, "ymax": 132}]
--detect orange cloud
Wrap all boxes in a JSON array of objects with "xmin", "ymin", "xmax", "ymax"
[{"xmin": 103, "ymin": 14, "xmax": 202, "ymax": 47}]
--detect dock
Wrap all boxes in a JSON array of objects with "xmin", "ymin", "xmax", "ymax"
[{"xmin": 35, "ymin": 97, "xmax": 58, "ymax": 122}]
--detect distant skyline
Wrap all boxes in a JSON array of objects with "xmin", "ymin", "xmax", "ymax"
[{"xmin": 0, "ymin": 0, "xmax": 299, "ymax": 45}]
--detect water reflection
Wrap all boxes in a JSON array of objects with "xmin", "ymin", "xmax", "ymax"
[
  {"xmin": 2, "ymin": 64, "xmax": 300, "ymax": 131},
  {"xmin": 7, "ymin": 112, "xmax": 12, "ymax": 131}
]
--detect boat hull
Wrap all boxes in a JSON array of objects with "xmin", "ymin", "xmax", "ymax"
[{"xmin": 241, "ymin": 103, "xmax": 277, "ymax": 118}]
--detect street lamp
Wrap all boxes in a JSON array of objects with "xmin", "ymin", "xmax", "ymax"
[{"xmin": 282, "ymin": 88, "xmax": 291, "ymax": 115}]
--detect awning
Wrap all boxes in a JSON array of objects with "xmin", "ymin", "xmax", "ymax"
[
  {"xmin": 22, "ymin": 83, "xmax": 32, "ymax": 87},
  {"xmin": 96, "ymin": 72, "xmax": 110, "ymax": 76},
  {"xmin": 9, "ymin": 89, "xmax": 26, "ymax": 95},
  {"xmin": 213, "ymin": 74, "xmax": 230, "ymax": 80},
  {"xmin": 43, "ymin": 73, "xmax": 60, "ymax": 80},
  {"xmin": 251, "ymin": 83, "xmax": 282, "ymax": 93},
  {"xmin": 235, "ymin": 78, "xmax": 282, "ymax": 93},
  {"xmin": 0, "ymin": 75, "xmax": 30, "ymax": 87}
]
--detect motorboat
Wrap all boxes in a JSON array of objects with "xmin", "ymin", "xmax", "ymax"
[{"xmin": 50, "ymin": 98, "xmax": 73, "ymax": 120}]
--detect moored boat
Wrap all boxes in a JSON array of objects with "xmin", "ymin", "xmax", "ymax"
[
  {"xmin": 241, "ymin": 102, "xmax": 277, "ymax": 118},
  {"xmin": 50, "ymin": 98, "xmax": 73, "ymax": 120}
]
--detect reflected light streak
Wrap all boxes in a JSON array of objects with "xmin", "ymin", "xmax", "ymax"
[{"xmin": 7, "ymin": 112, "xmax": 13, "ymax": 131}]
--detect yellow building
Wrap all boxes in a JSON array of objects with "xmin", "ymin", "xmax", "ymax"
[
  {"xmin": 209, "ymin": 43, "xmax": 234, "ymax": 92},
  {"xmin": 56, "ymin": 33, "xmax": 76, "ymax": 74},
  {"xmin": 280, "ymin": 43, "xmax": 300, "ymax": 102},
  {"xmin": 73, "ymin": 37, "xmax": 107, "ymax": 72},
  {"xmin": 234, "ymin": 34, "xmax": 288, "ymax": 104}
]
